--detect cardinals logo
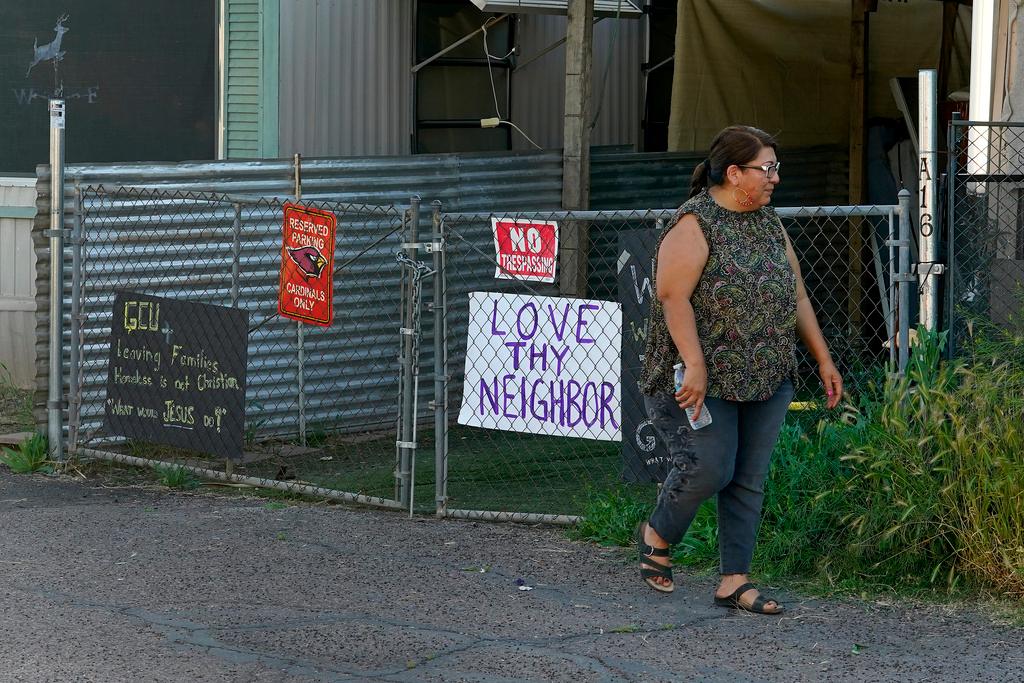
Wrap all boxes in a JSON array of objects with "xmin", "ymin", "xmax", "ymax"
[{"xmin": 286, "ymin": 246, "xmax": 328, "ymax": 279}]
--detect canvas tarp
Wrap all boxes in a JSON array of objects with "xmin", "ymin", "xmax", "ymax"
[{"xmin": 667, "ymin": 0, "xmax": 971, "ymax": 151}]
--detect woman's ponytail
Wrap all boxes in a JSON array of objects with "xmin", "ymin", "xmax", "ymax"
[{"xmin": 688, "ymin": 158, "xmax": 712, "ymax": 199}]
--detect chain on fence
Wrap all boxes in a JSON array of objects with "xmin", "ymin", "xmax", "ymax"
[
  {"xmin": 435, "ymin": 204, "xmax": 906, "ymax": 522},
  {"xmin": 948, "ymin": 121, "xmax": 1024, "ymax": 355},
  {"xmin": 68, "ymin": 185, "xmax": 412, "ymax": 508}
]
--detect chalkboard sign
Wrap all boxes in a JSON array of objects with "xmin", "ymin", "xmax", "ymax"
[
  {"xmin": 104, "ymin": 292, "xmax": 248, "ymax": 459},
  {"xmin": 618, "ymin": 231, "xmax": 671, "ymax": 483}
]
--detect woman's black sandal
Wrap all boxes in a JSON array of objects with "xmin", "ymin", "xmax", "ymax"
[
  {"xmin": 636, "ymin": 522, "xmax": 674, "ymax": 593},
  {"xmin": 714, "ymin": 582, "xmax": 784, "ymax": 614}
]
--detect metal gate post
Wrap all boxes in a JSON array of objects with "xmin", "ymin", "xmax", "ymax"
[
  {"xmin": 68, "ymin": 184, "xmax": 84, "ymax": 457},
  {"xmin": 397, "ymin": 196, "xmax": 421, "ymax": 509},
  {"xmin": 231, "ymin": 203, "xmax": 242, "ymax": 308},
  {"xmin": 946, "ymin": 113, "xmax": 963, "ymax": 357},
  {"xmin": 431, "ymin": 201, "xmax": 448, "ymax": 518},
  {"xmin": 918, "ymin": 68, "xmax": 943, "ymax": 331},
  {"xmin": 897, "ymin": 189, "xmax": 913, "ymax": 374},
  {"xmin": 47, "ymin": 99, "xmax": 66, "ymax": 461},
  {"xmin": 293, "ymin": 153, "xmax": 307, "ymax": 446}
]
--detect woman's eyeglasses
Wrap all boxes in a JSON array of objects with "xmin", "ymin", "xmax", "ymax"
[{"xmin": 738, "ymin": 162, "xmax": 781, "ymax": 179}]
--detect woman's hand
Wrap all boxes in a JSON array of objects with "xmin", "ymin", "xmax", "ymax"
[
  {"xmin": 675, "ymin": 363, "xmax": 708, "ymax": 419},
  {"xmin": 819, "ymin": 360, "xmax": 843, "ymax": 409}
]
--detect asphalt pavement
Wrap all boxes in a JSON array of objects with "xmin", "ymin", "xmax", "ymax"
[{"xmin": 1, "ymin": 469, "xmax": 1021, "ymax": 683}]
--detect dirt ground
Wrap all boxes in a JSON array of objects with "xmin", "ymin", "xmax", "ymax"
[{"xmin": 1, "ymin": 468, "xmax": 1022, "ymax": 683}]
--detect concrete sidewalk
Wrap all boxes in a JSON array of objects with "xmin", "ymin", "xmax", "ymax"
[{"xmin": 0, "ymin": 469, "xmax": 1021, "ymax": 682}]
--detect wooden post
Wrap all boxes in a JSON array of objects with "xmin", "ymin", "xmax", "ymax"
[
  {"xmin": 560, "ymin": 0, "xmax": 594, "ymax": 297},
  {"xmin": 849, "ymin": 0, "xmax": 869, "ymax": 205},
  {"xmin": 848, "ymin": 1, "xmax": 872, "ymax": 340},
  {"xmin": 938, "ymin": 0, "xmax": 959, "ymax": 117}
]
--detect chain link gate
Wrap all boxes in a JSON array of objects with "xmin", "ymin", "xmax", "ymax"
[
  {"xmin": 67, "ymin": 185, "xmax": 417, "ymax": 509},
  {"xmin": 433, "ymin": 201, "xmax": 912, "ymax": 523},
  {"xmin": 948, "ymin": 120, "xmax": 1024, "ymax": 355}
]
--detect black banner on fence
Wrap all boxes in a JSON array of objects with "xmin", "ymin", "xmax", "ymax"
[
  {"xmin": 104, "ymin": 292, "xmax": 248, "ymax": 459},
  {"xmin": 618, "ymin": 230, "xmax": 670, "ymax": 483}
]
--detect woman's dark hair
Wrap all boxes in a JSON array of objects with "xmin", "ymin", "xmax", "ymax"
[{"xmin": 688, "ymin": 126, "xmax": 778, "ymax": 199}]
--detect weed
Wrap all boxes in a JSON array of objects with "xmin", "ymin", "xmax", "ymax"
[
  {"xmin": 264, "ymin": 501, "xmax": 287, "ymax": 511},
  {"xmin": 0, "ymin": 433, "xmax": 51, "ymax": 474},
  {"xmin": 571, "ymin": 486, "xmax": 654, "ymax": 547},
  {"xmin": 245, "ymin": 401, "xmax": 268, "ymax": 449},
  {"xmin": 154, "ymin": 464, "xmax": 201, "ymax": 490},
  {"xmin": 573, "ymin": 324, "xmax": 1024, "ymax": 602},
  {"xmin": 609, "ymin": 624, "xmax": 639, "ymax": 634}
]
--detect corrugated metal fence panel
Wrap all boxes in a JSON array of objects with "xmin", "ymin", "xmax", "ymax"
[
  {"xmin": 34, "ymin": 151, "xmax": 562, "ymax": 435},
  {"xmin": 226, "ymin": 0, "xmax": 262, "ymax": 158},
  {"xmin": 33, "ymin": 147, "xmax": 841, "ymax": 433},
  {"xmin": 279, "ymin": 0, "xmax": 413, "ymax": 157},
  {"xmin": 0, "ymin": 178, "xmax": 37, "ymax": 388},
  {"xmin": 590, "ymin": 145, "xmax": 849, "ymax": 210},
  {"xmin": 588, "ymin": 145, "xmax": 850, "ymax": 299},
  {"xmin": 66, "ymin": 194, "xmax": 406, "ymax": 439},
  {"xmin": 511, "ymin": 14, "xmax": 641, "ymax": 150}
]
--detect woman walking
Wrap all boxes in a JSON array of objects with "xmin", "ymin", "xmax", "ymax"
[{"xmin": 636, "ymin": 125, "xmax": 843, "ymax": 614}]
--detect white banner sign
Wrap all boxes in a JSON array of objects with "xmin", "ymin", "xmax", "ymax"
[{"xmin": 458, "ymin": 292, "xmax": 621, "ymax": 441}]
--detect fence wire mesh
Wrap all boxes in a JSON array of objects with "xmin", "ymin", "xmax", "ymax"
[
  {"xmin": 61, "ymin": 184, "xmax": 907, "ymax": 522},
  {"xmin": 437, "ymin": 205, "xmax": 900, "ymax": 520},
  {"xmin": 70, "ymin": 185, "xmax": 409, "ymax": 507},
  {"xmin": 948, "ymin": 121, "xmax": 1024, "ymax": 355}
]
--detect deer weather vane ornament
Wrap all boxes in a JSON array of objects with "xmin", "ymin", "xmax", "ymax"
[{"xmin": 26, "ymin": 14, "xmax": 70, "ymax": 78}]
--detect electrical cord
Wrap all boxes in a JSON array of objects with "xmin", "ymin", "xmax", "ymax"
[{"xmin": 481, "ymin": 21, "xmax": 542, "ymax": 150}]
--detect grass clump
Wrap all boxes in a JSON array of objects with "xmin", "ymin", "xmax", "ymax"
[
  {"xmin": 154, "ymin": 464, "xmax": 202, "ymax": 490},
  {"xmin": 831, "ymin": 324, "xmax": 1024, "ymax": 598},
  {"xmin": 0, "ymin": 433, "xmax": 51, "ymax": 474},
  {"xmin": 577, "ymin": 323, "xmax": 1024, "ymax": 601}
]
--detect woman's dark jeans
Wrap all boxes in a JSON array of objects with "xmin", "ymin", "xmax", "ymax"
[{"xmin": 644, "ymin": 380, "xmax": 794, "ymax": 575}]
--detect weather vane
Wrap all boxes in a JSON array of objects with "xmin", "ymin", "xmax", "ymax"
[{"xmin": 26, "ymin": 13, "xmax": 70, "ymax": 96}]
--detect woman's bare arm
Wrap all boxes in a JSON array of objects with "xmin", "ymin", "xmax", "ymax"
[
  {"xmin": 656, "ymin": 214, "xmax": 710, "ymax": 417},
  {"xmin": 782, "ymin": 230, "xmax": 843, "ymax": 408}
]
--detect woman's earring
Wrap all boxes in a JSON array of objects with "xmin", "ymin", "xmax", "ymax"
[{"xmin": 732, "ymin": 186, "xmax": 755, "ymax": 208}]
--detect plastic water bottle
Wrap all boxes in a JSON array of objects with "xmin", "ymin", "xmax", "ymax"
[{"xmin": 673, "ymin": 363, "xmax": 712, "ymax": 430}]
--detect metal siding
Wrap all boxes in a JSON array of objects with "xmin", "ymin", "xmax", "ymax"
[
  {"xmin": 34, "ymin": 150, "xmax": 561, "ymax": 435},
  {"xmin": 0, "ymin": 178, "xmax": 37, "ymax": 388},
  {"xmin": 591, "ymin": 146, "xmax": 849, "ymax": 210},
  {"xmin": 510, "ymin": 14, "xmax": 640, "ymax": 151},
  {"xmin": 471, "ymin": 1, "xmax": 642, "ymax": 15},
  {"xmin": 279, "ymin": 0, "xmax": 413, "ymax": 157}
]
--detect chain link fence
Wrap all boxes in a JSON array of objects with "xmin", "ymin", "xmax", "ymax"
[
  {"xmin": 68, "ymin": 185, "xmax": 412, "ymax": 508},
  {"xmin": 948, "ymin": 120, "xmax": 1024, "ymax": 355},
  {"xmin": 435, "ymin": 203, "xmax": 909, "ymax": 522},
  {"xmin": 55, "ymin": 182, "xmax": 913, "ymax": 522}
]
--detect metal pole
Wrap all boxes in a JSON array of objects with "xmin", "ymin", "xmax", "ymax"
[
  {"xmin": 47, "ymin": 99, "xmax": 66, "ymax": 461},
  {"xmin": 68, "ymin": 183, "xmax": 83, "ymax": 457},
  {"xmin": 293, "ymin": 153, "xmax": 306, "ymax": 446},
  {"xmin": 898, "ymin": 189, "xmax": 913, "ymax": 374},
  {"xmin": 431, "ymin": 201, "xmax": 448, "ymax": 518},
  {"xmin": 947, "ymin": 113, "xmax": 962, "ymax": 357},
  {"xmin": 918, "ymin": 68, "xmax": 942, "ymax": 331},
  {"xmin": 887, "ymin": 208, "xmax": 897, "ymax": 368},
  {"xmin": 230, "ymin": 203, "xmax": 241, "ymax": 308},
  {"xmin": 398, "ymin": 196, "xmax": 421, "ymax": 509}
]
